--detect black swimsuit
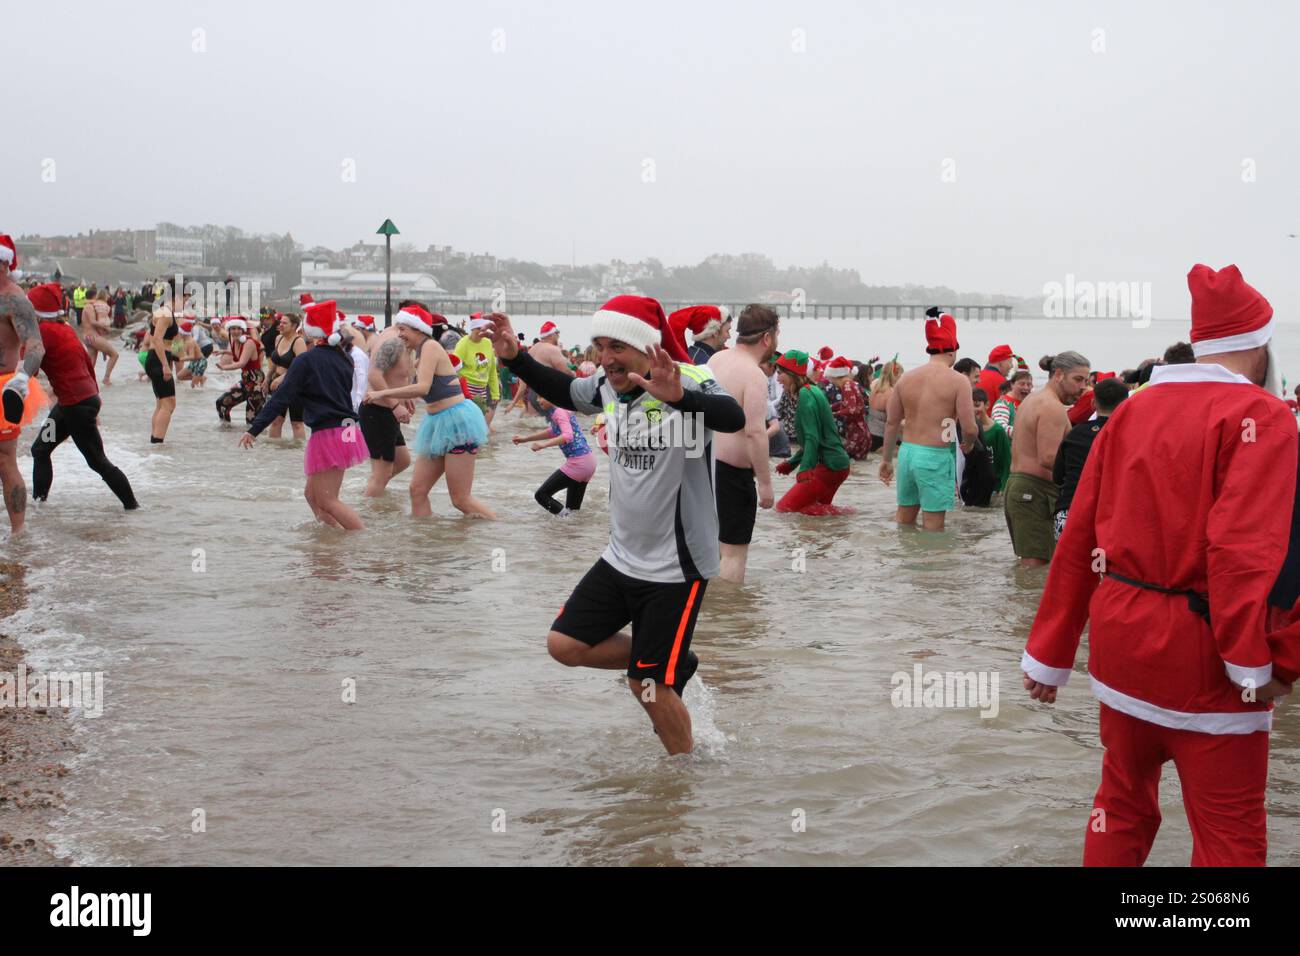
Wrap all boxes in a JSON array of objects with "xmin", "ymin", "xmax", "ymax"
[
  {"xmin": 272, "ymin": 336, "xmax": 300, "ymax": 370},
  {"xmin": 270, "ymin": 336, "xmax": 305, "ymax": 424},
  {"xmin": 145, "ymin": 311, "xmax": 180, "ymax": 399}
]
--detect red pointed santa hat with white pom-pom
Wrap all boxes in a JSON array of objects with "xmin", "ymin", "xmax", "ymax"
[
  {"xmin": 0, "ymin": 235, "xmax": 17, "ymax": 272},
  {"xmin": 303, "ymin": 300, "xmax": 344, "ymax": 344},
  {"xmin": 539, "ymin": 320, "xmax": 559, "ymax": 339}
]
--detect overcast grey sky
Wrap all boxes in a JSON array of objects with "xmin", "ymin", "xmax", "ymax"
[{"xmin": 5, "ymin": 0, "xmax": 1297, "ymax": 315}]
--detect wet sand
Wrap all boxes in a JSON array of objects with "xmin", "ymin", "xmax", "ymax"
[{"xmin": 0, "ymin": 561, "xmax": 72, "ymax": 866}]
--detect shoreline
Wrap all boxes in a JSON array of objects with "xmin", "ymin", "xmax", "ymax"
[{"xmin": 0, "ymin": 560, "xmax": 73, "ymax": 866}]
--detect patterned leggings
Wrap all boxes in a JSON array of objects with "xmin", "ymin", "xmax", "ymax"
[{"xmin": 216, "ymin": 369, "xmax": 266, "ymax": 424}]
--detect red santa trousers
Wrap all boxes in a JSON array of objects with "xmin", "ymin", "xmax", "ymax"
[
  {"xmin": 1084, "ymin": 703, "xmax": 1269, "ymax": 866},
  {"xmin": 776, "ymin": 463, "xmax": 849, "ymax": 514}
]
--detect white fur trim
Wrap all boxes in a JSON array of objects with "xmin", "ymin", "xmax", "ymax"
[
  {"xmin": 693, "ymin": 319, "xmax": 723, "ymax": 341},
  {"xmin": 0, "ymin": 247, "xmax": 13, "ymax": 264},
  {"xmin": 1191, "ymin": 316, "xmax": 1273, "ymax": 357},
  {"xmin": 1020, "ymin": 650, "xmax": 1073, "ymax": 687},
  {"xmin": 225, "ymin": 319, "xmax": 248, "ymax": 331},
  {"xmin": 590, "ymin": 308, "xmax": 660, "ymax": 354},
  {"xmin": 33, "ymin": 310, "xmax": 63, "ymax": 319},
  {"xmin": 394, "ymin": 312, "xmax": 432, "ymax": 336},
  {"xmin": 1147, "ymin": 363, "xmax": 1253, "ymax": 387},
  {"xmin": 1089, "ymin": 675, "xmax": 1271, "ymax": 734},
  {"xmin": 1225, "ymin": 662, "xmax": 1273, "ymax": 689}
]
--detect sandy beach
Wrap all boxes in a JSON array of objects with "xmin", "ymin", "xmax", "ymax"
[{"xmin": 0, "ymin": 561, "xmax": 72, "ymax": 866}]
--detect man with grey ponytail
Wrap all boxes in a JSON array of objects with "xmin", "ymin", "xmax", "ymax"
[{"xmin": 1004, "ymin": 350, "xmax": 1090, "ymax": 565}]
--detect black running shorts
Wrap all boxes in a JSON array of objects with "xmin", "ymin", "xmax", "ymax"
[
  {"xmin": 552, "ymin": 558, "xmax": 706, "ymax": 690},
  {"xmin": 145, "ymin": 352, "xmax": 176, "ymax": 399},
  {"xmin": 715, "ymin": 460, "xmax": 757, "ymax": 545},
  {"xmin": 360, "ymin": 403, "xmax": 406, "ymax": 462}
]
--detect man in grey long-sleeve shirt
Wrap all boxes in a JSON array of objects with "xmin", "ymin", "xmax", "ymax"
[{"xmin": 485, "ymin": 297, "xmax": 743, "ymax": 755}]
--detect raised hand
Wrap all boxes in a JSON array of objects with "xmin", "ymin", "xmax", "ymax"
[
  {"xmin": 627, "ymin": 344, "xmax": 683, "ymax": 403},
  {"xmin": 484, "ymin": 313, "xmax": 519, "ymax": 360}
]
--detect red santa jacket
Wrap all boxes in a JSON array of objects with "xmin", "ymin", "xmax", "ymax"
[
  {"xmin": 1022, "ymin": 362, "xmax": 1298, "ymax": 734},
  {"xmin": 977, "ymin": 366, "xmax": 1006, "ymax": 405}
]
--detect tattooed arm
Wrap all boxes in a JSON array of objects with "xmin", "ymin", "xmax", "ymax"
[{"xmin": 1, "ymin": 290, "xmax": 45, "ymax": 386}]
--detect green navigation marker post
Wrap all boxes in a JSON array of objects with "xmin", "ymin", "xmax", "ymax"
[{"xmin": 376, "ymin": 218, "xmax": 400, "ymax": 329}]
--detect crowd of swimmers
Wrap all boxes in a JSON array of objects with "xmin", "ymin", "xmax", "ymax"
[{"xmin": 8, "ymin": 234, "xmax": 1300, "ymax": 866}]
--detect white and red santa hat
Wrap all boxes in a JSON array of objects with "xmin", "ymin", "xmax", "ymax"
[
  {"xmin": 591, "ymin": 295, "xmax": 689, "ymax": 361},
  {"xmin": 468, "ymin": 311, "xmax": 492, "ymax": 331},
  {"xmin": 1187, "ymin": 264, "xmax": 1280, "ymax": 395},
  {"xmin": 825, "ymin": 356, "xmax": 854, "ymax": 377},
  {"xmin": 356, "ymin": 315, "xmax": 375, "ymax": 330},
  {"xmin": 224, "ymin": 317, "xmax": 249, "ymax": 332},
  {"xmin": 539, "ymin": 320, "xmax": 559, "ymax": 339},
  {"xmin": 299, "ymin": 293, "xmax": 314, "ymax": 307},
  {"xmin": 668, "ymin": 305, "xmax": 730, "ymax": 344},
  {"xmin": 26, "ymin": 283, "xmax": 65, "ymax": 318},
  {"xmin": 0, "ymin": 235, "xmax": 16, "ymax": 272},
  {"xmin": 302, "ymin": 300, "xmax": 344, "ymax": 345},
  {"xmin": 394, "ymin": 304, "xmax": 438, "ymax": 336},
  {"xmin": 924, "ymin": 307, "xmax": 960, "ymax": 353}
]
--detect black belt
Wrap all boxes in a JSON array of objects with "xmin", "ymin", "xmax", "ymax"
[{"xmin": 1105, "ymin": 571, "xmax": 1211, "ymax": 626}]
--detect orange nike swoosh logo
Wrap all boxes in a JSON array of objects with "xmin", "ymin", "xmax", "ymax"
[{"xmin": 636, "ymin": 659, "xmax": 658, "ymax": 668}]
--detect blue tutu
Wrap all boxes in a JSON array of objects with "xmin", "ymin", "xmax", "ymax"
[{"xmin": 412, "ymin": 399, "xmax": 489, "ymax": 457}]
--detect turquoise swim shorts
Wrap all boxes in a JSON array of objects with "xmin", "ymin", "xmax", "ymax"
[{"xmin": 896, "ymin": 441, "xmax": 956, "ymax": 512}]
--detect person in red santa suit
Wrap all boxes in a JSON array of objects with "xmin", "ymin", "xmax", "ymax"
[
  {"xmin": 1022, "ymin": 263, "xmax": 1299, "ymax": 866},
  {"xmin": 977, "ymin": 344, "xmax": 1015, "ymax": 408}
]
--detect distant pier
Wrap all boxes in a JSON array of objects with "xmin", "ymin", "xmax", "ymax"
[{"xmin": 323, "ymin": 296, "xmax": 1015, "ymax": 323}]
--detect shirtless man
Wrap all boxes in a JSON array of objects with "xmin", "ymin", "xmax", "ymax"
[
  {"xmin": 708, "ymin": 305, "xmax": 778, "ymax": 583},
  {"xmin": 878, "ymin": 310, "xmax": 975, "ymax": 532},
  {"xmin": 518, "ymin": 321, "xmax": 571, "ymax": 414},
  {"xmin": 358, "ymin": 308, "xmax": 419, "ymax": 496},
  {"xmin": 1004, "ymin": 351, "xmax": 1090, "ymax": 566},
  {"xmin": 0, "ymin": 235, "xmax": 47, "ymax": 535},
  {"xmin": 351, "ymin": 315, "xmax": 377, "ymax": 358},
  {"xmin": 529, "ymin": 321, "xmax": 570, "ymax": 373}
]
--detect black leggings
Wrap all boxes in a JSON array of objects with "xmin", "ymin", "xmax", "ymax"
[
  {"xmin": 31, "ymin": 397, "xmax": 138, "ymax": 508},
  {"xmin": 535, "ymin": 468, "xmax": 588, "ymax": 515}
]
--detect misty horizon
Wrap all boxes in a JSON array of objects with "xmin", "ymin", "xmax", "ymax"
[{"xmin": 6, "ymin": 0, "xmax": 1298, "ymax": 318}]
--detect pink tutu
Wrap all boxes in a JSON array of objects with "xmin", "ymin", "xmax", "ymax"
[{"xmin": 304, "ymin": 425, "xmax": 370, "ymax": 475}]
